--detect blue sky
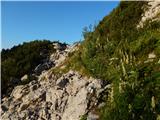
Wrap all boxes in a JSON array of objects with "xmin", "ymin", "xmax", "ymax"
[{"xmin": 2, "ymin": 1, "xmax": 119, "ymax": 49}]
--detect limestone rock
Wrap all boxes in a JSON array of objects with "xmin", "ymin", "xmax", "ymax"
[
  {"xmin": 21, "ymin": 74, "xmax": 28, "ymax": 82},
  {"xmin": 2, "ymin": 42, "xmax": 109, "ymax": 120},
  {"xmin": 87, "ymin": 112, "xmax": 99, "ymax": 120},
  {"xmin": 148, "ymin": 52, "xmax": 156, "ymax": 59},
  {"xmin": 137, "ymin": 1, "xmax": 160, "ymax": 28},
  {"xmin": 2, "ymin": 70, "xmax": 109, "ymax": 120},
  {"xmin": 62, "ymin": 87, "xmax": 88, "ymax": 120},
  {"xmin": 11, "ymin": 85, "xmax": 25, "ymax": 100}
]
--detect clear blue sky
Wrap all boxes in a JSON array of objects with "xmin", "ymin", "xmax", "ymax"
[{"xmin": 2, "ymin": 1, "xmax": 119, "ymax": 49}]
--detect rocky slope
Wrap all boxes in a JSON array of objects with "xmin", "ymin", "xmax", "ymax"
[
  {"xmin": 1, "ymin": 43, "xmax": 110, "ymax": 120},
  {"xmin": 1, "ymin": 1, "xmax": 160, "ymax": 120}
]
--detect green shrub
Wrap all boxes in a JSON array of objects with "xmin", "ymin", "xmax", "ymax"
[
  {"xmin": 1, "ymin": 40, "xmax": 57, "ymax": 96},
  {"xmin": 67, "ymin": 1, "xmax": 160, "ymax": 119}
]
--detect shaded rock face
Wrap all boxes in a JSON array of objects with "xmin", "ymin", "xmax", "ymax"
[
  {"xmin": 33, "ymin": 42, "xmax": 80, "ymax": 77},
  {"xmin": 34, "ymin": 61, "xmax": 54, "ymax": 75},
  {"xmin": 1, "ymin": 70, "xmax": 108, "ymax": 120},
  {"xmin": 52, "ymin": 42, "xmax": 67, "ymax": 51},
  {"xmin": 34, "ymin": 42, "xmax": 69, "ymax": 75}
]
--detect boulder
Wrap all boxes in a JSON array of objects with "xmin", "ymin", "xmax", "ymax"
[
  {"xmin": 148, "ymin": 52, "xmax": 156, "ymax": 59},
  {"xmin": 62, "ymin": 87, "xmax": 88, "ymax": 120},
  {"xmin": 11, "ymin": 85, "xmax": 25, "ymax": 100},
  {"xmin": 87, "ymin": 112, "xmax": 99, "ymax": 120},
  {"xmin": 34, "ymin": 61, "xmax": 54, "ymax": 75},
  {"xmin": 21, "ymin": 74, "xmax": 28, "ymax": 82}
]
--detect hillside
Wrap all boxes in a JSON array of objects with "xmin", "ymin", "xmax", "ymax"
[
  {"xmin": 1, "ymin": 40, "xmax": 67, "ymax": 97},
  {"xmin": 1, "ymin": 1, "xmax": 160, "ymax": 120},
  {"xmin": 67, "ymin": 1, "xmax": 160, "ymax": 120}
]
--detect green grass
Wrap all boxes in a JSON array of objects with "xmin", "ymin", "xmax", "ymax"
[{"xmin": 65, "ymin": 1, "xmax": 160, "ymax": 119}]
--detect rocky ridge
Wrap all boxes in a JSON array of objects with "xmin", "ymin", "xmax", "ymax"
[
  {"xmin": 2, "ymin": 1, "xmax": 159, "ymax": 119},
  {"xmin": 1, "ymin": 43, "xmax": 110, "ymax": 120}
]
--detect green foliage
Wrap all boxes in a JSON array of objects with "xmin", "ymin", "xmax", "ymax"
[
  {"xmin": 66, "ymin": 50, "xmax": 91, "ymax": 77},
  {"xmin": 72, "ymin": 1, "xmax": 147, "ymax": 80},
  {"xmin": 67, "ymin": 1, "xmax": 160, "ymax": 119},
  {"xmin": 80, "ymin": 114, "xmax": 87, "ymax": 120},
  {"xmin": 100, "ymin": 63, "xmax": 160, "ymax": 120},
  {"xmin": 1, "ymin": 40, "xmax": 56, "ymax": 96}
]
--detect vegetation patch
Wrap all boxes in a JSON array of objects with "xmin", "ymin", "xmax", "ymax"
[
  {"xmin": 66, "ymin": 1, "xmax": 160, "ymax": 119},
  {"xmin": 1, "ymin": 40, "xmax": 56, "ymax": 96}
]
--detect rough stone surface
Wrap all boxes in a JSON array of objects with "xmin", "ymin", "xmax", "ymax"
[
  {"xmin": 87, "ymin": 112, "xmax": 99, "ymax": 120},
  {"xmin": 34, "ymin": 61, "xmax": 54, "ymax": 75},
  {"xmin": 11, "ymin": 85, "xmax": 26, "ymax": 100},
  {"xmin": 2, "ymin": 70, "xmax": 109, "ymax": 120},
  {"xmin": 21, "ymin": 74, "xmax": 28, "ymax": 82},
  {"xmin": 148, "ymin": 52, "xmax": 156, "ymax": 59},
  {"xmin": 2, "ymin": 2, "xmax": 160, "ymax": 120},
  {"xmin": 137, "ymin": 1, "xmax": 160, "ymax": 28},
  {"xmin": 1, "ymin": 43, "xmax": 109, "ymax": 120},
  {"xmin": 50, "ymin": 43, "xmax": 80, "ymax": 67}
]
